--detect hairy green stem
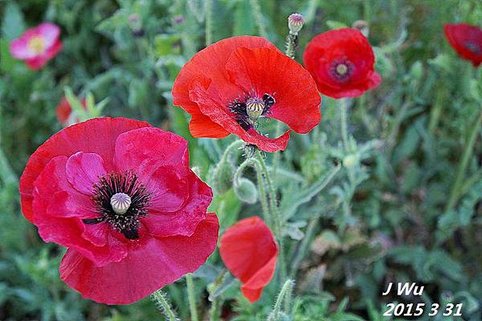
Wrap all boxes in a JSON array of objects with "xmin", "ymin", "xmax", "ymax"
[
  {"xmin": 267, "ymin": 279, "xmax": 295, "ymax": 321},
  {"xmin": 254, "ymin": 150, "xmax": 287, "ymax": 282},
  {"xmin": 445, "ymin": 111, "xmax": 482, "ymax": 212},
  {"xmin": 220, "ymin": 140, "xmax": 244, "ymax": 164},
  {"xmin": 204, "ymin": 0, "xmax": 213, "ymax": 46},
  {"xmin": 150, "ymin": 290, "xmax": 178, "ymax": 321},
  {"xmin": 428, "ymin": 84, "xmax": 446, "ymax": 134},
  {"xmin": 340, "ymin": 98, "xmax": 350, "ymax": 151},
  {"xmin": 273, "ymin": 20, "xmax": 302, "ymax": 175},
  {"xmin": 186, "ymin": 274, "xmax": 198, "ymax": 321},
  {"xmin": 249, "ymin": 0, "xmax": 268, "ymax": 38},
  {"xmin": 209, "ymin": 298, "xmax": 221, "ymax": 321},
  {"xmin": 234, "ymin": 157, "xmax": 271, "ymax": 226}
]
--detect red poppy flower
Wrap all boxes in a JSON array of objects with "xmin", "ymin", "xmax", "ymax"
[
  {"xmin": 303, "ymin": 28, "xmax": 381, "ymax": 99},
  {"xmin": 172, "ymin": 36, "xmax": 321, "ymax": 152},
  {"xmin": 56, "ymin": 97, "xmax": 87, "ymax": 126},
  {"xmin": 9, "ymin": 22, "xmax": 62, "ymax": 70},
  {"xmin": 444, "ymin": 23, "xmax": 482, "ymax": 67},
  {"xmin": 219, "ymin": 216, "xmax": 278, "ymax": 303},
  {"xmin": 19, "ymin": 117, "xmax": 219, "ymax": 304}
]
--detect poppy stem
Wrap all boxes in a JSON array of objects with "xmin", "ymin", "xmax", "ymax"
[
  {"xmin": 267, "ymin": 279, "xmax": 295, "ymax": 320},
  {"xmin": 249, "ymin": 0, "xmax": 268, "ymax": 38},
  {"xmin": 340, "ymin": 98, "xmax": 350, "ymax": 151},
  {"xmin": 150, "ymin": 290, "xmax": 179, "ymax": 321},
  {"xmin": 254, "ymin": 150, "xmax": 287, "ymax": 282},
  {"xmin": 186, "ymin": 274, "xmax": 199, "ymax": 321},
  {"xmin": 235, "ymin": 157, "xmax": 271, "ymax": 226},
  {"xmin": 445, "ymin": 110, "xmax": 482, "ymax": 212},
  {"xmin": 204, "ymin": 0, "xmax": 213, "ymax": 46}
]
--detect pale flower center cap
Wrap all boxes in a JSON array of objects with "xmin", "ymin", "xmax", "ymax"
[
  {"xmin": 336, "ymin": 63, "xmax": 348, "ymax": 75},
  {"xmin": 110, "ymin": 192, "xmax": 132, "ymax": 215},
  {"xmin": 28, "ymin": 36, "xmax": 46, "ymax": 54},
  {"xmin": 246, "ymin": 97, "xmax": 264, "ymax": 121}
]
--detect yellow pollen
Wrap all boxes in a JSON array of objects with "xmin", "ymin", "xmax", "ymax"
[
  {"xmin": 28, "ymin": 36, "xmax": 45, "ymax": 54},
  {"xmin": 336, "ymin": 63, "xmax": 348, "ymax": 75}
]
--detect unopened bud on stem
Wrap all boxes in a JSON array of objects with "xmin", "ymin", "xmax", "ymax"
[
  {"xmin": 288, "ymin": 13, "xmax": 304, "ymax": 35},
  {"xmin": 352, "ymin": 20, "xmax": 369, "ymax": 37}
]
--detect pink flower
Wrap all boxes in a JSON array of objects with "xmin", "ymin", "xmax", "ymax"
[
  {"xmin": 19, "ymin": 118, "xmax": 219, "ymax": 304},
  {"xmin": 9, "ymin": 22, "xmax": 63, "ymax": 70}
]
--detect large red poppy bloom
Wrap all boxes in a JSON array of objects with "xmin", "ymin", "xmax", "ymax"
[
  {"xmin": 444, "ymin": 23, "xmax": 482, "ymax": 67},
  {"xmin": 303, "ymin": 28, "xmax": 381, "ymax": 99},
  {"xmin": 19, "ymin": 117, "xmax": 219, "ymax": 304},
  {"xmin": 172, "ymin": 36, "xmax": 321, "ymax": 152},
  {"xmin": 219, "ymin": 216, "xmax": 278, "ymax": 303}
]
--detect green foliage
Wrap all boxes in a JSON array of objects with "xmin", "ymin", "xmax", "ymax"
[{"xmin": 1, "ymin": 0, "xmax": 481, "ymax": 320}]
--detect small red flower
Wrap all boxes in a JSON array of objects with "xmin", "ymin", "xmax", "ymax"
[
  {"xmin": 444, "ymin": 23, "xmax": 482, "ymax": 67},
  {"xmin": 9, "ymin": 22, "xmax": 62, "ymax": 70},
  {"xmin": 56, "ymin": 97, "xmax": 87, "ymax": 126},
  {"xmin": 172, "ymin": 36, "xmax": 321, "ymax": 152},
  {"xmin": 219, "ymin": 216, "xmax": 278, "ymax": 303},
  {"xmin": 303, "ymin": 28, "xmax": 381, "ymax": 99},
  {"xmin": 19, "ymin": 118, "xmax": 219, "ymax": 304}
]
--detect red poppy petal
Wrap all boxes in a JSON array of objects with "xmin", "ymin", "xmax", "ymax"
[
  {"xmin": 56, "ymin": 98, "xmax": 72, "ymax": 124},
  {"xmin": 173, "ymin": 36, "xmax": 276, "ymax": 109},
  {"xmin": 32, "ymin": 156, "xmax": 128, "ymax": 266},
  {"xmin": 25, "ymin": 56, "xmax": 49, "ymax": 70},
  {"xmin": 60, "ymin": 213, "xmax": 219, "ymax": 305},
  {"xmin": 66, "ymin": 152, "xmax": 107, "ymax": 195},
  {"xmin": 43, "ymin": 39, "xmax": 62, "ymax": 60},
  {"xmin": 189, "ymin": 82, "xmax": 290, "ymax": 152},
  {"xmin": 225, "ymin": 47, "xmax": 321, "ymax": 134},
  {"xmin": 220, "ymin": 216, "xmax": 278, "ymax": 302},
  {"xmin": 304, "ymin": 28, "xmax": 381, "ymax": 98},
  {"xmin": 25, "ymin": 39, "xmax": 63, "ymax": 70},
  {"xmin": 172, "ymin": 36, "xmax": 277, "ymax": 139},
  {"xmin": 241, "ymin": 255, "xmax": 277, "ymax": 303},
  {"xmin": 114, "ymin": 127, "xmax": 189, "ymax": 176},
  {"xmin": 144, "ymin": 167, "xmax": 211, "ymax": 237},
  {"xmin": 20, "ymin": 117, "xmax": 150, "ymax": 222},
  {"xmin": 444, "ymin": 23, "xmax": 482, "ymax": 67},
  {"xmin": 189, "ymin": 111, "xmax": 231, "ymax": 138}
]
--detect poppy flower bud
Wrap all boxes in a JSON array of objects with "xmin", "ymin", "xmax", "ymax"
[
  {"xmin": 343, "ymin": 154, "xmax": 358, "ymax": 169},
  {"xmin": 352, "ymin": 20, "xmax": 369, "ymax": 37},
  {"xmin": 409, "ymin": 61, "xmax": 423, "ymax": 81},
  {"xmin": 213, "ymin": 160, "xmax": 234, "ymax": 194},
  {"xmin": 288, "ymin": 13, "xmax": 304, "ymax": 35},
  {"xmin": 234, "ymin": 178, "xmax": 258, "ymax": 204},
  {"xmin": 128, "ymin": 14, "xmax": 144, "ymax": 37}
]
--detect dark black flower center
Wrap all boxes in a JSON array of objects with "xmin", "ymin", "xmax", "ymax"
[
  {"xmin": 83, "ymin": 171, "xmax": 150, "ymax": 240},
  {"xmin": 330, "ymin": 59, "xmax": 354, "ymax": 82},
  {"xmin": 464, "ymin": 41, "xmax": 481, "ymax": 55},
  {"xmin": 229, "ymin": 93, "xmax": 275, "ymax": 130}
]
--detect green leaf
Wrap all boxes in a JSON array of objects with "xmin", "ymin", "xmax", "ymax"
[
  {"xmin": 2, "ymin": 2, "xmax": 26, "ymax": 40},
  {"xmin": 281, "ymin": 164, "xmax": 340, "ymax": 220}
]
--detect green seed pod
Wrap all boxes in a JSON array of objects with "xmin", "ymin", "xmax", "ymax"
[{"xmin": 234, "ymin": 178, "xmax": 258, "ymax": 204}]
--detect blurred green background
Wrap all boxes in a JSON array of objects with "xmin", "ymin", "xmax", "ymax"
[{"xmin": 0, "ymin": 0, "xmax": 481, "ymax": 320}]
